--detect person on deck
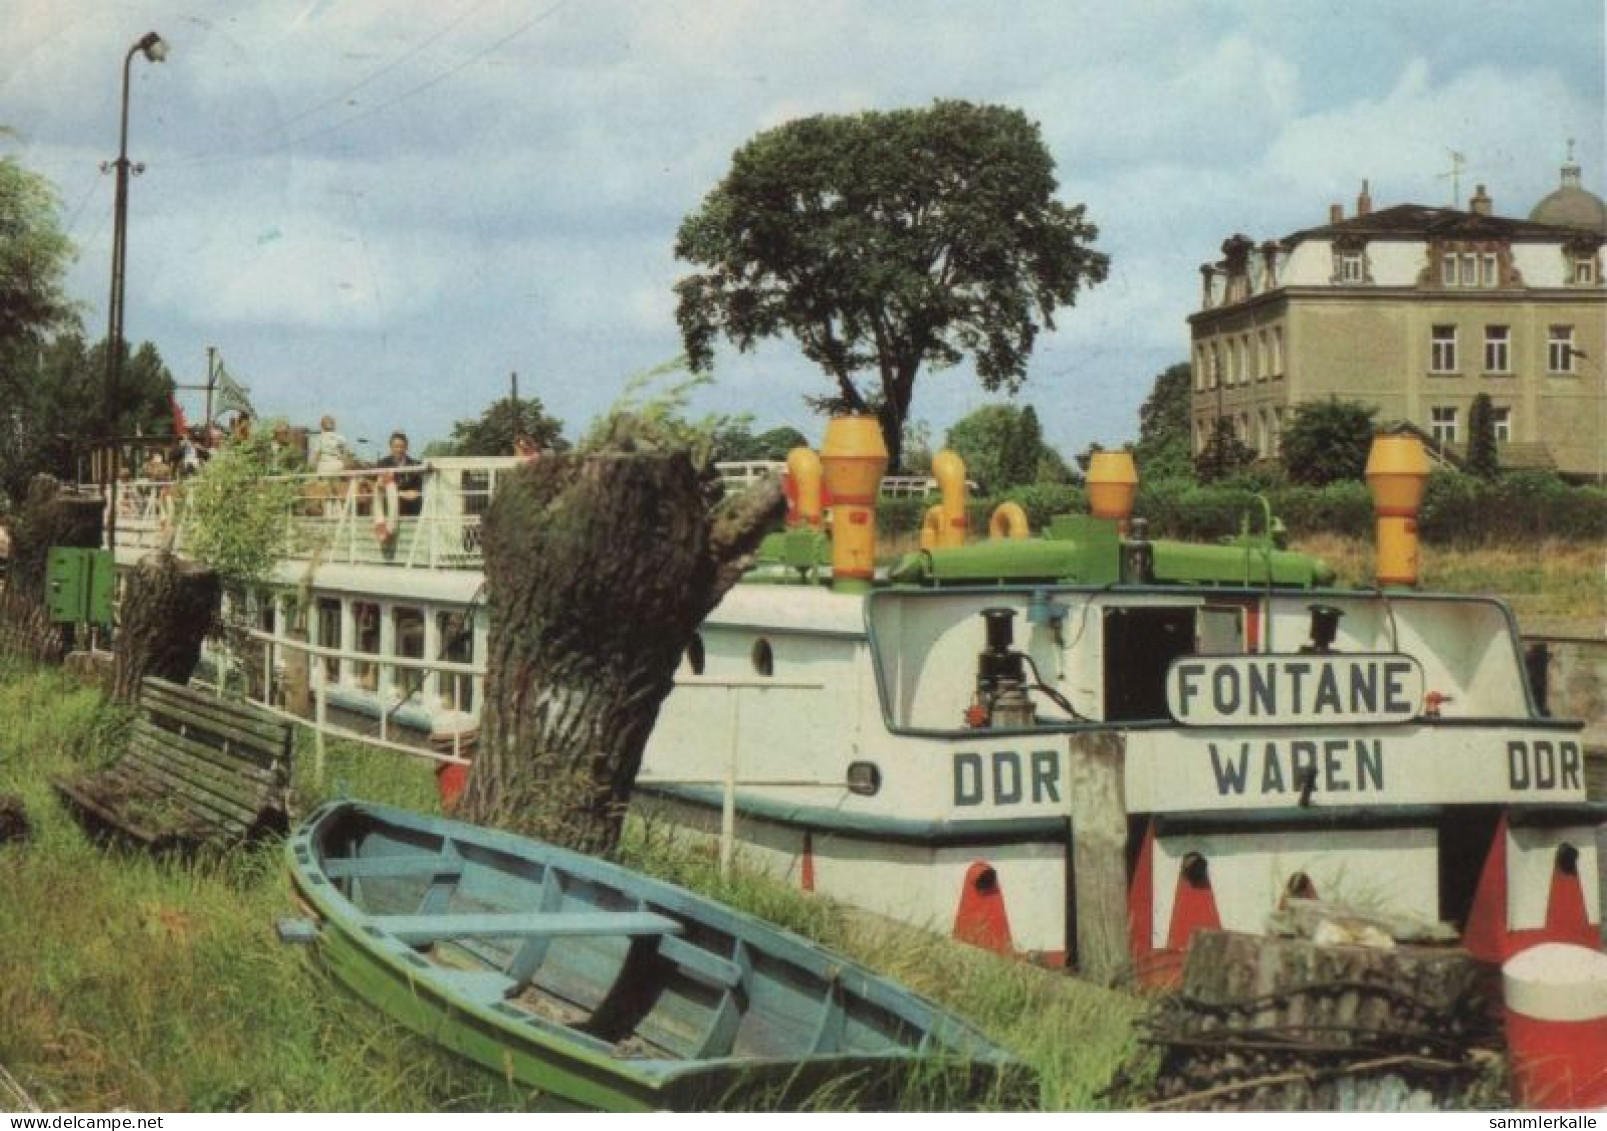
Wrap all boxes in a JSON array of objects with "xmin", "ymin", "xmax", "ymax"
[{"xmin": 375, "ymin": 431, "xmax": 424, "ymax": 516}]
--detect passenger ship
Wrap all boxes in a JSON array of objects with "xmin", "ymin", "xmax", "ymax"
[{"xmin": 110, "ymin": 424, "xmax": 1603, "ymax": 980}]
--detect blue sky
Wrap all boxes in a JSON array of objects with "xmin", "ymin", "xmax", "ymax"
[{"xmin": 5, "ymin": 1, "xmax": 1603, "ymax": 462}]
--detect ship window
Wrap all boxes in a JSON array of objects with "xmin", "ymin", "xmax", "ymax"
[
  {"xmin": 751, "ymin": 638, "xmax": 774, "ymax": 677},
  {"xmin": 394, "ymin": 607, "xmax": 424, "ymax": 660},
  {"xmin": 686, "ymin": 633, "xmax": 706, "ymax": 676},
  {"xmin": 317, "ymin": 598, "xmax": 341, "ymax": 682},
  {"xmin": 436, "ymin": 611, "xmax": 474, "ymax": 712},
  {"xmin": 353, "ymin": 601, "xmax": 381, "ymax": 691}
]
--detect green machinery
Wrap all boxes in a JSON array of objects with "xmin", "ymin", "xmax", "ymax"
[{"xmin": 45, "ymin": 547, "xmax": 115, "ymax": 627}]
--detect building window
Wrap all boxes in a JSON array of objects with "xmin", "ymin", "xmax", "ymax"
[
  {"xmin": 1549, "ymin": 326, "xmax": 1576, "ymax": 373},
  {"xmin": 1210, "ymin": 344, "xmax": 1221, "ymax": 389},
  {"xmin": 1492, "ymin": 406, "xmax": 1512, "ymax": 442},
  {"xmin": 1481, "ymin": 253, "xmax": 1498, "ymax": 287},
  {"xmin": 1441, "ymin": 248, "xmax": 1504, "ymax": 288},
  {"xmin": 1245, "ymin": 334, "xmax": 1257, "ymax": 382},
  {"xmin": 1431, "ymin": 325, "xmax": 1458, "ymax": 373},
  {"xmin": 1272, "ymin": 327, "xmax": 1284, "ymax": 376},
  {"xmin": 1336, "ymin": 250, "xmax": 1364, "ymax": 282},
  {"xmin": 1441, "ymin": 255, "xmax": 1457, "ymax": 287},
  {"xmin": 1430, "ymin": 406, "xmax": 1458, "ymax": 444},
  {"xmin": 1272, "ymin": 407, "xmax": 1286, "ymax": 452},
  {"xmin": 1484, "ymin": 326, "xmax": 1510, "ymax": 373},
  {"xmin": 1194, "ymin": 347, "xmax": 1206, "ymax": 390},
  {"xmin": 1574, "ymin": 256, "xmax": 1597, "ymax": 285}
]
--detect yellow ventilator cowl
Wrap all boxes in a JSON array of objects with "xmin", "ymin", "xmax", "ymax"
[
  {"xmin": 1087, "ymin": 450, "xmax": 1139, "ymax": 534},
  {"xmin": 820, "ymin": 416, "xmax": 888, "ymax": 592},
  {"xmin": 1365, "ymin": 432, "xmax": 1430, "ymax": 588},
  {"xmin": 920, "ymin": 504, "xmax": 943, "ymax": 550},
  {"xmin": 988, "ymin": 501, "xmax": 1030, "ymax": 540},
  {"xmin": 785, "ymin": 446, "xmax": 823, "ymax": 528},
  {"xmin": 930, "ymin": 448, "xmax": 969, "ymax": 548}
]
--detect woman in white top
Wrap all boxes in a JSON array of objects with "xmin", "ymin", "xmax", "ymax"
[{"xmin": 309, "ymin": 415, "xmax": 350, "ymax": 474}]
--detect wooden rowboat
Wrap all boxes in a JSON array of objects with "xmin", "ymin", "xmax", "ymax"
[{"xmin": 283, "ymin": 800, "xmax": 1034, "ymax": 1111}]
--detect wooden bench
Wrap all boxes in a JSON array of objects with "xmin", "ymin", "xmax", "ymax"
[{"xmin": 52, "ymin": 676, "xmax": 294, "ymax": 850}]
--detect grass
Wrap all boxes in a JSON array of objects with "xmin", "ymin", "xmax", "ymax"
[
  {"xmin": 1292, "ymin": 535, "xmax": 1606, "ymax": 629},
  {"xmin": 0, "ymin": 659, "xmax": 1140, "ymax": 1112}
]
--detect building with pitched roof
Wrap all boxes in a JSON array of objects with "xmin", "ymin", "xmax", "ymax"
[{"xmin": 1188, "ymin": 156, "xmax": 1606, "ymax": 479}]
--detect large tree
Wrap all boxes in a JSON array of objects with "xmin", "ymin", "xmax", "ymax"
[
  {"xmin": 1280, "ymin": 398, "xmax": 1377, "ymax": 486},
  {"xmin": 945, "ymin": 403, "xmax": 1069, "ymax": 491},
  {"xmin": 1194, "ymin": 417, "xmax": 1255, "ymax": 483},
  {"xmin": 0, "ymin": 153, "xmax": 76, "ymax": 355},
  {"xmin": 446, "ymin": 393, "xmax": 565, "ymax": 457},
  {"xmin": 674, "ymin": 100, "xmax": 1109, "ymax": 470},
  {"xmin": 1132, "ymin": 362, "xmax": 1193, "ymax": 482}
]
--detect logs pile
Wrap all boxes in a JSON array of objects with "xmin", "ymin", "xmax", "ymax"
[{"xmin": 1140, "ymin": 930, "xmax": 1501, "ymax": 1111}]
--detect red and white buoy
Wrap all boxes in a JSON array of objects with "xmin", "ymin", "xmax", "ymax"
[{"xmin": 1503, "ymin": 942, "xmax": 1607, "ymax": 1109}]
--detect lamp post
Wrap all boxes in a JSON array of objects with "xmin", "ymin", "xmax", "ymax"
[{"xmin": 104, "ymin": 29, "xmax": 169, "ymax": 546}]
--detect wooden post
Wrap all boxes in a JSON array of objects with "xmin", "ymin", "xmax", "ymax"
[{"xmin": 1067, "ymin": 729, "xmax": 1129, "ymax": 984}]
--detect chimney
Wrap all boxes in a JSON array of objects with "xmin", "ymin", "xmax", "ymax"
[
  {"xmin": 1329, "ymin": 203, "xmax": 1344, "ymax": 224},
  {"xmin": 1356, "ymin": 179, "xmax": 1373, "ymax": 216},
  {"xmin": 1470, "ymin": 184, "xmax": 1492, "ymax": 216}
]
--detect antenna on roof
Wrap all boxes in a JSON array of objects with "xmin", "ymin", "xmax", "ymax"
[{"xmin": 1438, "ymin": 149, "xmax": 1466, "ymax": 207}]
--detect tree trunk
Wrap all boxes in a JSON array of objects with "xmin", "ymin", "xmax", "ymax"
[
  {"xmin": 1143, "ymin": 930, "xmax": 1496, "ymax": 1111},
  {"xmin": 112, "ymin": 551, "xmax": 221, "ymax": 701},
  {"xmin": 0, "ymin": 475, "xmax": 104, "ymax": 663},
  {"xmin": 460, "ymin": 451, "xmax": 784, "ymax": 855}
]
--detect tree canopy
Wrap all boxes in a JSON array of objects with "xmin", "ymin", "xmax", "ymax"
[
  {"xmin": 674, "ymin": 100, "xmax": 1108, "ymax": 470},
  {"xmin": 1132, "ymin": 362, "xmax": 1193, "ymax": 482},
  {"xmin": 1466, "ymin": 392, "xmax": 1499, "ymax": 480},
  {"xmin": 710, "ymin": 420, "xmax": 809, "ymax": 463},
  {"xmin": 1279, "ymin": 398, "xmax": 1378, "ymax": 485},
  {"xmin": 945, "ymin": 403, "xmax": 1070, "ymax": 490},
  {"xmin": 0, "ymin": 154, "xmax": 76, "ymax": 356},
  {"xmin": 1194, "ymin": 417, "xmax": 1255, "ymax": 483},
  {"xmin": 446, "ymin": 394, "xmax": 566, "ymax": 457}
]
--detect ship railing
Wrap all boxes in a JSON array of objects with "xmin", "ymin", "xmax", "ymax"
[
  {"xmin": 213, "ymin": 626, "xmax": 481, "ymax": 781},
  {"xmin": 105, "ymin": 457, "xmax": 521, "ymax": 570}
]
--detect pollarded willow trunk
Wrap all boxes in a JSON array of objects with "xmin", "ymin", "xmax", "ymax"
[
  {"xmin": 460, "ymin": 450, "xmax": 784, "ymax": 856},
  {"xmin": 111, "ymin": 550, "xmax": 221, "ymax": 701}
]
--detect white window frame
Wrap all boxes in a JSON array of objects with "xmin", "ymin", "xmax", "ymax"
[
  {"xmin": 1272, "ymin": 327, "xmax": 1284, "ymax": 376},
  {"xmin": 1480, "ymin": 253, "xmax": 1498, "ymax": 287},
  {"xmin": 1574, "ymin": 257, "xmax": 1597, "ymax": 285},
  {"xmin": 1336, "ymin": 250, "xmax": 1364, "ymax": 283},
  {"xmin": 1441, "ymin": 255, "xmax": 1458, "ymax": 287},
  {"xmin": 1430, "ymin": 325, "xmax": 1458, "ymax": 373},
  {"xmin": 1461, "ymin": 254, "xmax": 1479, "ymax": 287},
  {"xmin": 1548, "ymin": 326, "xmax": 1576, "ymax": 374},
  {"xmin": 1491, "ymin": 406, "xmax": 1512, "ymax": 442},
  {"xmin": 1484, "ymin": 325, "xmax": 1510, "ymax": 374},
  {"xmin": 1430, "ymin": 406, "xmax": 1458, "ymax": 444}
]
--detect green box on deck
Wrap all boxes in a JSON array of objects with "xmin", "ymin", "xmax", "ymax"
[{"xmin": 46, "ymin": 547, "xmax": 114, "ymax": 626}]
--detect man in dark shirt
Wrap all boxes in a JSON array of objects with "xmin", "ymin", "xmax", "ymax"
[{"xmin": 376, "ymin": 431, "xmax": 424, "ymax": 516}]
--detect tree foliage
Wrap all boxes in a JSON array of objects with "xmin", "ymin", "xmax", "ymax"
[
  {"xmin": 1, "ymin": 334, "xmax": 176, "ymax": 506},
  {"xmin": 945, "ymin": 403, "xmax": 1069, "ymax": 491},
  {"xmin": 0, "ymin": 154, "xmax": 76, "ymax": 354},
  {"xmin": 710, "ymin": 419, "xmax": 809, "ymax": 463},
  {"xmin": 178, "ymin": 427, "xmax": 301, "ymax": 596},
  {"xmin": 674, "ymin": 99, "xmax": 1109, "ymax": 470},
  {"xmin": 447, "ymin": 394, "xmax": 565, "ymax": 457},
  {"xmin": 1194, "ymin": 418, "xmax": 1255, "ymax": 483},
  {"xmin": 1279, "ymin": 398, "xmax": 1378, "ymax": 485},
  {"xmin": 1466, "ymin": 392, "xmax": 1499, "ymax": 480},
  {"xmin": 1132, "ymin": 362, "xmax": 1193, "ymax": 482}
]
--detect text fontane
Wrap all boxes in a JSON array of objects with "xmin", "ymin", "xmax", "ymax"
[{"xmin": 1168, "ymin": 654, "xmax": 1424, "ymax": 727}]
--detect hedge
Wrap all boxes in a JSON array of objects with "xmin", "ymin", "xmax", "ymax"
[{"xmin": 870, "ymin": 473, "xmax": 1606, "ymax": 546}]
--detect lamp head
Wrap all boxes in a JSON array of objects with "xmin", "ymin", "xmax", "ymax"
[{"xmin": 136, "ymin": 32, "xmax": 169, "ymax": 63}]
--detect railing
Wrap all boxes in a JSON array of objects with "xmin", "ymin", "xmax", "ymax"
[{"xmin": 111, "ymin": 456, "xmax": 520, "ymax": 571}]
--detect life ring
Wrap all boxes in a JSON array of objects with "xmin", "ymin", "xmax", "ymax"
[
  {"xmin": 372, "ymin": 472, "xmax": 399, "ymax": 543},
  {"xmin": 988, "ymin": 501, "xmax": 1031, "ymax": 540}
]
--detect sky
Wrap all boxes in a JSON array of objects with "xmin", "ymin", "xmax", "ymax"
[{"xmin": 4, "ymin": 0, "xmax": 1603, "ymax": 463}]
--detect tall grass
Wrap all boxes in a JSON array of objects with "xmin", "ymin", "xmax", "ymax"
[
  {"xmin": 0, "ymin": 659, "xmax": 1139, "ymax": 1111},
  {"xmin": 1293, "ymin": 535, "xmax": 1606, "ymax": 626}
]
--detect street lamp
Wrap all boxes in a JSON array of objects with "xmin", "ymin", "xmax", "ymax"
[{"xmin": 104, "ymin": 29, "xmax": 168, "ymax": 546}]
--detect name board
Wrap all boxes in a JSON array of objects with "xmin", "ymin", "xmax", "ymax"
[{"xmin": 1167, "ymin": 653, "xmax": 1424, "ymax": 727}]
